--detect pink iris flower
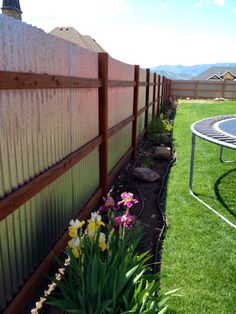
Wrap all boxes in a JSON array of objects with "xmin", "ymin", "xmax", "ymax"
[
  {"xmin": 114, "ymin": 213, "xmax": 135, "ymax": 230},
  {"xmin": 117, "ymin": 192, "xmax": 138, "ymax": 209},
  {"xmin": 99, "ymin": 195, "xmax": 116, "ymax": 212}
]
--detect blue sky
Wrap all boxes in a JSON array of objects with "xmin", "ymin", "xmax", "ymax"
[{"xmin": 21, "ymin": 0, "xmax": 236, "ymax": 67}]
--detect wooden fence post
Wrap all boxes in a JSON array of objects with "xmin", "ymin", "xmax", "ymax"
[
  {"xmin": 98, "ymin": 53, "xmax": 109, "ymax": 197},
  {"xmin": 132, "ymin": 65, "xmax": 140, "ymax": 159},
  {"xmin": 152, "ymin": 73, "xmax": 157, "ymax": 118},
  {"xmin": 145, "ymin": 68, "xmax": 150, "ymax": 131},
  {"xmin": 161, "ymin": 76, "xmax": 166, "ymax": 111},
  {"xmin": 222, "ymin": 80, "xmax": 226, "ymax": 98},
  {"xmin": 157, "ymin": 74, "xmax": 161, "ymax": 117},
  {"xmin": 168, "ymin": 79, "xmax": 172, "ymax": 99},
  {"xmin": 194, "ymin": 80, "xmax": 199, "ymax": 99}
]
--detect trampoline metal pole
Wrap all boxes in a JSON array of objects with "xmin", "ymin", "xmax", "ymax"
[{"xmin": 189, "ymin": 133, "xmax": 196, "ymax": 195}]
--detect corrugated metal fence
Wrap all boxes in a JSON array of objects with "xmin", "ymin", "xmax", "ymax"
[
  {"xmin": 171, "ymin": 79, "xmax": 236, "ymax": 99},
  {"xmin": 0, "ymin": 15, "xmax": 170, "ymax": 313}
]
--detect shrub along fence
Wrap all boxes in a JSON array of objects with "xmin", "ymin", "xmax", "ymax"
[
  {"xmin": 0, "ymin": 15, "xmax": 170, "ymax": 313},
  {"xmin": 171, "ymin": 79, "xmax": 236, "ymax": 99}
]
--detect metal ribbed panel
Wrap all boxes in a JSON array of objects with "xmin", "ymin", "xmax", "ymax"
[
  {"xmin": 139, "ymin": 68, "xmax": 146, "ymax": 82},
  {"xmin": 159, "ymin": 76, "xmax": 163, "ymax": 100},
  {"xmin": 171, "ymin": 81, "xmax": 195, "ymax": 90},
  {"xmin": 70, "ymin": 88, "xmax": 99, "ymax": 152},
  {"xmin": 108, "ymin": 123, "xmax": 132, "ymax": 172},
  {"xmin": 137, "ymin": 112, "xmax": 145, "ymax": 135},
  {"xmin": 0, "ymin": 16, "xmax": 100, "ymax": 310},
  {"xmin": 147, "ymin": 105, "xmax": 152, "ymax": 123},
  {"xmin": 225, "ymin": 82, "xmax": 236, "ymax": 91},
  {"xmin": 71, "ymin": 149, "xmax": 100, "ymax": 211},
  {"xmin": 149, "ymin": 73, "xmax": 154, "ymax": 103},
  {"xmin": 0, "ymin": 88, "xmax": 99, "ymax": 198},
  {"xmin": 0, "ymin": 15, "xmax": 98, "ymax": 77},
  {"xmin": 108, "ymin": 88, "xmax": 133, "ymax": 129},
  {"xmin": 108, "ymin": 57, "xmax": 134, "ymax": 128},
  {"xmin": 108, "ymin": 56, "xmax": 134, "ymax": 80},
  {"xmin": 0, "ymin": 150, "xmax": 100, "ymax": 310},
  {"xmin": 198, "ymin": 90, "xmax": 222, "ymax": 98},
  {"xmin": 138, "ymin": 69, "xmax": 146, "ymax": 110},
  {"xmin": 138, "ymin": 86, "xmax": 146, "ymax": 110},
  {"xmin": 198, "ymin": 83, "xmax": 221, "ymax": 91}
]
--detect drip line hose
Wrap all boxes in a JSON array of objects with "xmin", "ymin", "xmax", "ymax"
[
  {"xmin": 127, "ymin": 140, "xmax": 176, "ymax": 273},
  {"xmin": 154, "ymin": 152, "xmax": 176, "ymax": 274}
]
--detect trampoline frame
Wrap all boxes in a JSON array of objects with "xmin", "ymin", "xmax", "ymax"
[{"xmin": 189, "ymin": 114, "xmax": 236, "ymax": 229}]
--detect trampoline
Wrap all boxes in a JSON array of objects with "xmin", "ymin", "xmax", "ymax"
[{"xmin": 189, "ymin": 114, "xmax": 236, "ymax": 229}]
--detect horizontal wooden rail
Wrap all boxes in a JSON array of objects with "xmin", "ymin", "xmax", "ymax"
[
  {"xmin": 171, "ymin": 88, "xmax": 195, "ymax": 91},
  {"xmin": 139, "ymin": 82, "xmax": 148, "ymax": 86},
  {"xmin": 4, "ymin": 187, "xmax": 103, "ymax": 314},
  {"xmin": 0, "ymin": 71, "xmax": 101, "ymax": 89},
  {"xmin": 108, "ymin": 80, "xmax": 136, "ymax": 87},
  {"xmin": 0, "ymin": 71, "xmax": 166, "ymax": 90},
  {"xmin": 148, "ymin": 100, "xmax": 155, "ymax": 108},
  {"xmin": 172, "ymin": 80, "xmax": 236, "ymax": 87},
  {"xmin": 137, "ymin": 106, "xmax": 146, "ymax": 116},
  {"xmin": 172, "ymin": 88, "xmax": 236, "ymax": 93},
  {"xmin": 0, "ymin": 136, "xmax": 102, "ymax": 221},
  {"xmin": 108, "ymin": 115, "xmax": 134, "ymax": 138}
]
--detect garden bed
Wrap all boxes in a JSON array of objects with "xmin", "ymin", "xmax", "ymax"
[{"xmin": 40, "ymin": 135, "xmax": 175, "ymax": 314}]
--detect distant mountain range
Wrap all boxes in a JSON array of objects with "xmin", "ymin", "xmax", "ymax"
[{"xmin": 151, "ymin": 63, "xmax": 236, "ymax": 80}]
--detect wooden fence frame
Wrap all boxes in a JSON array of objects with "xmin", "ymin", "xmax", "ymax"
[
  {"xmin": 171, "ymin": 79, "xmax": 236, "ymax": 99},
  {"xmin": 0, "ymin": 54, "xmax": 170, "ymax": 313}
]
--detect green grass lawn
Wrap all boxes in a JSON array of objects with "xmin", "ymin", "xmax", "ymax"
[{"xmin": 160, "ymin": 100, "xmax": 236, "ymax": 314}]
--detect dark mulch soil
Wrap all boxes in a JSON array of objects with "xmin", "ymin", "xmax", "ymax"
[{"xmin": 111, "ymin": 139, "xmax": 171, "ymax": 264}]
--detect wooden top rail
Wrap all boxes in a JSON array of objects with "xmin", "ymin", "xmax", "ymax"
[
  {"xmin": 0, "ymin": 71, "xmax": 163, "ymax": 90},
  {"xmin": 0, "ymin": 71, "xmax": 102, "ymax": 89}
]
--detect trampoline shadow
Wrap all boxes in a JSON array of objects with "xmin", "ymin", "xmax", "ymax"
[{"xmin": 214, "ymin": 168, "xmax": 236, "ymax": 219}]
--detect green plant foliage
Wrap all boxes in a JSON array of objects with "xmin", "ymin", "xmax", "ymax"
[
  {"xmin": 46, "ymin": 194, "xmax": 173, "ymax": 314},
  {"xmin": 148, "ymin": 114, "xmax": 173, "ymax": 135}
]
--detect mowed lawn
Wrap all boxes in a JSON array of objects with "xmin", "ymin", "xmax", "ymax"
[{"xmin": 160, "ymin": 100, "xmax": 236, "ymax": 314}]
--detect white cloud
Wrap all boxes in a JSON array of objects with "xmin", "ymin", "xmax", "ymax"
[
  {"xmin": 233, "ymin": 7, "xmax": 236, "ymax": 13},
  {"xmin": 160, "ymin": 2, "xmax": 169, "ymax": 9},
  {"xmin": 213, "ymin": 0, "xmax": 224, "ymax": 6},
  {"xmin": 194, "ymin": 0, "xmax": 224, "ymax": 7}
]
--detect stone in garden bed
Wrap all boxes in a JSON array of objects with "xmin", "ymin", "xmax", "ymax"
[
  {"xmin": 133, "ymin": 167, "xmax": 160, "ymax": 182},
  {"xmin": 152, "ymin": 146, "xmax": 172, "ymax": 160}
]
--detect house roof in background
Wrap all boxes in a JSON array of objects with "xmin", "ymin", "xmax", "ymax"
[
  {"xmin": 49, "ymin": 27, "xmax": 106, "ymax": 53},
  {"xmin": 1, "ymin": 0, "xmax": 22, "ymax": 12},
  {"xmin": 194, "ymin": 66, "xmax": 236, "ymax": 80}
]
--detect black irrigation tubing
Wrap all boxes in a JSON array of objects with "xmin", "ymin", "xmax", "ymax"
[
  {"xmin": 154, "ymin": 152, "xmax": 177, "ymax": 274},
  {"xmin": 127, "ymin": 138, "xmax": 177, "ymax": 273}
]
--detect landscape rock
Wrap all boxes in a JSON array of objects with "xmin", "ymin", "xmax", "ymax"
[
  {"xmin": 133, "ymin": 167, "xmax": 160, "ymax": 182},
  {"xmin": 152, "ymin": 146, "xmax": 172, "ymax": 160}
]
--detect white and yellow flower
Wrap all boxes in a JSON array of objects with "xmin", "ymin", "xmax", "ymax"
[
  {"xmin": 68, "ymin": 236, "xmax": 81, "ymax": 258},
  {"xmin": 99, "ymin": 232, "xmax": 107, "ymax": 251},
  {"xmin": 68, "ymin": 219, "xmax": 85, "ymax": 238}
]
